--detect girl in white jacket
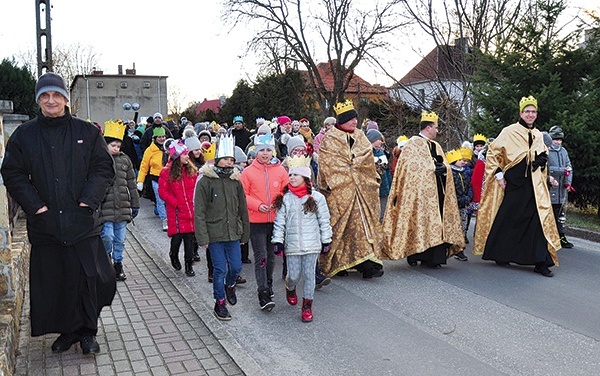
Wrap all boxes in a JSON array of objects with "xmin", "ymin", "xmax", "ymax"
[{"xmin": 272, "ymin": 155, "xmax": 332, "ymax": 322}]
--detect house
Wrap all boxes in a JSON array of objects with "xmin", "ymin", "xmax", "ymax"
[
  {"xmin": 390, "ymin": 38, "xmax": 472, "ymax": 112},
  {"xmin": 302, "ymin": 60, "xmax": 389, "ymax": 109},
  {"xmin": 70, "ymin": 65, "xmax": 168, "ymax": 124},
  {"xmin": 195, "ymin": 97, "xmax": 224, "ymax": 115}
]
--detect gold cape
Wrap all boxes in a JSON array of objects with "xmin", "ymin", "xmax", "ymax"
[
  {"xmin": 317, "ymin": 127, "xmax": 384, "ymax": 276},
  {"xmin": 473, "ymin": 123, "xmax": 560, "ymax": 263},
  {"xmin": 382, "ymin": 136, "xmax": 464, "ymax": 259}
]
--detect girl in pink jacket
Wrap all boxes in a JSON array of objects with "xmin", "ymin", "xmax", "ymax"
[{"xmin": 159, "ymin": 140, "xmax": 198, "ymax": 277}]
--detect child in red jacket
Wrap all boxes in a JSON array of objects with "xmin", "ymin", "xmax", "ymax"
[{"xmin": 159, "ymin": 140, "xmax": 198, "ymax": 277}]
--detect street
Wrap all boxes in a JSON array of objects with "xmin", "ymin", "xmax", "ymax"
[{"xmin": 132, "ymin": 197, "xmax": 600, "ymax": 375}]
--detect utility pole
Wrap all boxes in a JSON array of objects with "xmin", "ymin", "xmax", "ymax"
[{"xmin": 35, "ymin": 0, "xmax": 53, "ymax": 77}]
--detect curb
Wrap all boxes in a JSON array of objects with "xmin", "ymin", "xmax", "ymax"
[
  {"xmin": 565, "ymin": 226, "xmax": 600, "ymax": 244},
  {"xmin": 127, "ymin": 227, "xmax": 263, "ymax": 376}
]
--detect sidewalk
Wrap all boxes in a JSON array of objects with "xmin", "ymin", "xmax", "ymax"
[{"xmin": 13, "ymin": 226, "xmax": 259, "ymax": 376}]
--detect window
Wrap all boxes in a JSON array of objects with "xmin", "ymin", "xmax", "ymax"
[
  {"xmin": 120, "ymin": 81, "xmax": 128, "ymax": 89},
  {"xmin": 143, "ymin": 81, "xmax": 151, "ymax": 88},
  {"xmin": 96, "ymin": 81, "xmax": 104, "ymax": 88}
]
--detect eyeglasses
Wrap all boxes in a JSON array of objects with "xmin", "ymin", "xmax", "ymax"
[{"xmin": 522, "ymin": 110, "xmax": 538, "ymax": 114}]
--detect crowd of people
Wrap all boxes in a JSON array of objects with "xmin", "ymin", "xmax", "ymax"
[{"xmin": 0, "ymin": 72, "xmax": 575, "ymax": 355}]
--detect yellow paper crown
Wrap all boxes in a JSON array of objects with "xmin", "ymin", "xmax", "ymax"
[
  {"xmin": 519, "ymin": 96, "xmax": 538, "ymax": 112},
  {"xmin": 446, "ymin": 149, "xmax": 462, "ymax": 164},
  {"xmin": 286, "ymin": 155, "xmax": 312, "ymax": 169},
  {"xmin": 202, "ymin": 142, "xmax": 217, "ymax": 161},
  {"xmin": 459, "ymin": 147, "xmax": 473, "ymax": 161},
  {"xmin": 421, "ymin": 111, "xmax": 438, "ymax": 123},
  {"xmin": 104, "ymin": 119, "xmax": 126, "ymax": 140},
  {"xmin": 333, "ymin": 100, "xmax": 355, "ymax": 115},
  {"xmin": 473, "ymin": 133, "xmax": 487, "ymax": 144}
]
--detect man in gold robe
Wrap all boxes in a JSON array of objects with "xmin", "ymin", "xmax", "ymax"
[
  {"xmin": 317, "ymin": 100, "xmax": 384, "ymax": 278},
  {"xmin": 473, "ymin": 96, "xmax": 560, "ymax": 277},
  {"xmin": 382, "ymin": 111, "xmax": 464, "ymax": 267}
]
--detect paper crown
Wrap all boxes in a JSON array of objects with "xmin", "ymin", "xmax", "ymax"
[
  {"xmin": 202, "ymin": 142, "xmax": 217, "ymax": 161},
  {"xmin": 333, "ymin": 100, "xmax": 355, "ymax": 115},
  {"xmin": 446, "ymin": 149, "xmax": 462, "ymax": 164},
  {"xmin": 421, "ymin": 111, "xmax": 438, "ymax": 123},
  {"xmin": 519, "ymin": 96, "xmax": 538, "ymax": 112},
  {"xmin": 216, "ymin": 135, "xmax": 235, "ymax": 160},
  {"xmin": 104, "ymin": 119, "xmax": 126, "ymax": 140},
  {"xmin": 459, "ymin": 147, "xmax": 473, "ymax": 161},
  {"xmin": 473, "ymin": 133, "xmax": 487, "ymax": 144},
  {"xmin": 286, "ymin": 155, "xmax": 312, "ymax": 178},
  {"xmin": 255, "ymin": 132, "xmax": 275, "ymax": 147},
  {"xmin": 168, "ymin": 140, "xmax": 189, "ymax": 160},
  {"xmin": 396, "ymin": 135, "xmax": 409, "ymax": 145}
]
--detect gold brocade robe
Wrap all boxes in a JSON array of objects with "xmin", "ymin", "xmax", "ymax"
[
  {"xmin": 382, "ymin": 136, "xmax": 464, "ymax": 259},
  {"xmin": 317, "ymin": 127, "xmax": 384, "ymax": 277},
  {"xmin": 473, "ymin": 123, "xmax": 560, "ymax": 263}
]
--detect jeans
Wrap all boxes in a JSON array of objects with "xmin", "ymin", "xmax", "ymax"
[
  {"xmin": 286, "ymin": 253, "xmax": 318, "ymax": 300},
  {"xmin": 151, "ymin": 180, "xmax": 167, "ymax": 220},
  {"xmin": 250, "ymin": 223, "xmax": 275, "ymax": 292},
  {"xmin": 101, "ymin": 221, "xmax": 127, "ymax": 263},
  {"xmin": 208, "ymin": 241, "xmax": 242, "ymax": 300}
]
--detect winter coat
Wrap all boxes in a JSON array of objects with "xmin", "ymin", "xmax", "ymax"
[
  {"xmin": 451, "ymin": 165, "xmax": 473, "ymax": 209},
  {"xmin": 1, "ymin": 109, "xmax": 115, "ymax": 246},
  {"xmin": 230, "ymin": 127, "xmax": 253, "ymax": 151},
  {"xmin": 271, "ymin": 190, "xmax": 332, "ymax": 256},
  {"xmin": 140, "ymin": 123, "xmax": 173, "ymax": 154},
  {"xmin": 194, "ymin": 164, "xmax": 250, "ymax": 245},
  {"xmin": 373, "ymin": 147, "xmax": 392, "ymax": 197},
  {"xmin": 138, "ymin": 142, "xmax": 165, "ymax": 183},
  {"xmin": 158, "ymin": 163, "xmax": 197, "ymax": 236},
  {"xmin": 240, "ymin": 158, "xmax": 289, "ymax": 223},
  {"xmin": 100, "ymin": 152, "xmax": 140, "ymax": 223},
  {"xmin": 548, "ymin": 144, "xmax": 572, "ymax": 205}
]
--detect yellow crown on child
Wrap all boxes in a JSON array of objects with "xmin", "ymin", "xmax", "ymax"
[
  {"xmin": 446, "ymin": 149, "xmax": 462, "ymax": 164},
  {"xmin": 459, "ymin": 147, "xmax": 473, "ymax": 161},
  {"xmin": 286, "ymin": 155, "xmax": 311, "ymax": 169},
  {"xmin": 333, "ymin": 100, "xmax": 355, "ymax": 115},
  {"xmin": 421, "ymin": 111, "xmax": 438, "ymax": 123},
  {"xmin": 473, "ymin": 133, "xmax": 487, "ymax": 144},
  {"xmin": 104, "ymin": 119, "xmax": 126, "ymax": 140},
  {"xmin": 519, "ymin": 96, "xmax": 538, "ymax": 112}
]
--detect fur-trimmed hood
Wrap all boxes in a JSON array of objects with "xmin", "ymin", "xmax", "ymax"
[{"xmin": 200, "ymin": 163, "xmax": 241, "ymax": 180}]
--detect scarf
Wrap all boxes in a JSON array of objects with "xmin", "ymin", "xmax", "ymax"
[{"xmin": 288, "ymin": 183, "xmax": 308, "ymax": 198}]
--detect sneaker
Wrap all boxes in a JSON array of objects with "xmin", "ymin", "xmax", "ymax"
[
  {"xmin": 560, "ymin": 236, "xmax": 574, "ymax": 249},
  {"xmin": 315, "ymin": 274, "xmax": 331, "ymax": 290},
  {"xmin": 225, "ymin": 284, "xmax": 237, "ymax": 306},
  {"xmin": 236, "ymin": 275, "xmax": 246, "ymax": 284},
  {"xmin": 258, "ymin": 289, "xmax": 275, "ymax": 311},
  {"xmin": 454, "ymin": 251, "xmax": 468, "ymax": 261},
  {"xmin": 162, "ymin": 220, "xmax": 168, "ymax": 231},
  {"xmin": 214, "ymin": 299, "xmax": 231, "ymax": 321}
]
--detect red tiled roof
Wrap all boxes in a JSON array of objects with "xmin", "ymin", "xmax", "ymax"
[
  {"xmin": 302, "ymin": 61, "xmax": 388, "ymax": 95},
  {"xmin": 196, "ymin": 98, "xmax": 221, "ymax": 115}
]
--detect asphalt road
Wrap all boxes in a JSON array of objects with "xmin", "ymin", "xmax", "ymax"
[{"xmin": 131, "ymin": 198, "xmax": 600, "ymax": 375}]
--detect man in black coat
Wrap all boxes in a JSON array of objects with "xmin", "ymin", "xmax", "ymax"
[
  {"xmin": 1, "ymin": 72, "xmax": 116, "ymax": 354},
  {"xmin": 229, "ymin": 115, "xmax": 253, "ymax": 151}
]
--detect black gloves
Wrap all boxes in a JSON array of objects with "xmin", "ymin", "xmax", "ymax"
[
  {"xmin": 131, "ymin": 208, "xmax": 139, "ymax": 219},
  {"xmin": 434, "ymin": 162, "xmax": 447, "ymax": 176},
  {"xmin": 273, "ymin": 243, "xmax": 284, "ymax": 256},
  {"xmin": 532, "ymin": 151, "xmax": 548, "ymax": 172},
  {"xmin": 321, "ymin": 243, "xmax": 331, "ymax": 255}
]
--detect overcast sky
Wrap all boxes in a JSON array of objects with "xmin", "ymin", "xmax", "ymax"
[{"xmin": 0, "ymin": 0, "xmax": 596, "ymax": 110}]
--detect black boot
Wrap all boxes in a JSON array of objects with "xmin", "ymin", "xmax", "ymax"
[
  {"xmin": 170, "ymin": 252, "xmax": 182, "ymax": 270},
  {"xmin": 192, "ymin": 248, "xmax": 201, "ymax": 262},
  {"xmin": 114, "ymin": 262, "xmax": 127, "ymax": 281},
  {"xmin": 185, "ymin": 260, "xmax": 195, "ymax": 277}
]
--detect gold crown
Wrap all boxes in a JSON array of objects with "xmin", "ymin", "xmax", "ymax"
[
  {"xmin": 396, "ymin": 135, "xmax": 409, "ymax": 144},
  {"xmin": 473, "ymin": 133, "xmax": 487, "ymax": 144},
  {"xmin": 286, "ymin": 155, "xmax": 311, "ymax": 169},
  {"xmin": 459, "ymin": 147, "xmax": 473, "ymax": 161},
  {"xmin": 333, "ymin": 100, "xmax": 355, "ymax": 115},
  {"xmin": 104, "ymin": 119, "xmax": 126, "ymax": 140},
  {"xmin": 445, "ymin": 149, "xmax": 462, "ymax": 164},
  {"xmin": 421, "ymin": 111, "xmax": 438, "ymax": 123},
  {"xmin": 519, "ymin": 95, "xmax": 538, "ymax": 112}
]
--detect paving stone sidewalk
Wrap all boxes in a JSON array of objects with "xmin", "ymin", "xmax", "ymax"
[{"xmin": 12, "ymin": 227, "xmax": 253, "ymax": 376}]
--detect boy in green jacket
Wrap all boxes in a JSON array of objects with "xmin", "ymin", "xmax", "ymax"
[{"xmin": 194, "ymin": 136, "xmax": 250, "ymax": 321}]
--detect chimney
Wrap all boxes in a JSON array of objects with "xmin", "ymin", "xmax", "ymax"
[{"xmin": 118, "ymin": 65, "xmax": 123, "ymax": 75}]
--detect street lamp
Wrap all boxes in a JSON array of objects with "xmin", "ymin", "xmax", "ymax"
[{"xmin": 122, "ymin": 102, "xmax": 140, "ymax": 124}]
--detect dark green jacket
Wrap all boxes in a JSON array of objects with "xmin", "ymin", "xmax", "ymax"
[{"xmin": 194, "ymin": 164, "xmax": 250, "ymax": 246}]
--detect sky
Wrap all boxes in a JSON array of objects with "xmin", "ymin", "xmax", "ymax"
[{"xmin": 0, "ymin": 0, "xmax": 597, "ymax": 112}]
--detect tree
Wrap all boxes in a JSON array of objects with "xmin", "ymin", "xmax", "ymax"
[
  {"xmin": 0, "ymin": 58, "xmax": 37, "ymax": 118},
  {"xmin": 469, "ymin": 0, "xmax": 600, "ymax": 208},
  {"xmin": 168, "ymin": 85, "xmax": 187, "ymax": 121},
  {"xmin": 223, "ymin": 0, "xmax": 409, "ymax": 116}
]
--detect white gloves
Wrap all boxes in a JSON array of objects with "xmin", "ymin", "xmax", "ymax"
[{"xmin": 137, "ymin": 182, "xmax": 144, "ymax": 191}]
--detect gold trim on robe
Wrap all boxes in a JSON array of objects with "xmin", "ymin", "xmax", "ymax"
[
  {"xmin": 382, "ymin": 136, "xmax": 464, "ymax": 259},
  {"xmin": 473, "ymin": 123, "xmax": 560, "ymax": 264}
]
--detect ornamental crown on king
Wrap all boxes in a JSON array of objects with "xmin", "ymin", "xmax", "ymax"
[
  {"xmin": 333, "ymin": 100, "xmax": 355, "ymax": 115},
  {"xmin": 420, "ymin": 111, "xmax": 438, "ymax": 123}
]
